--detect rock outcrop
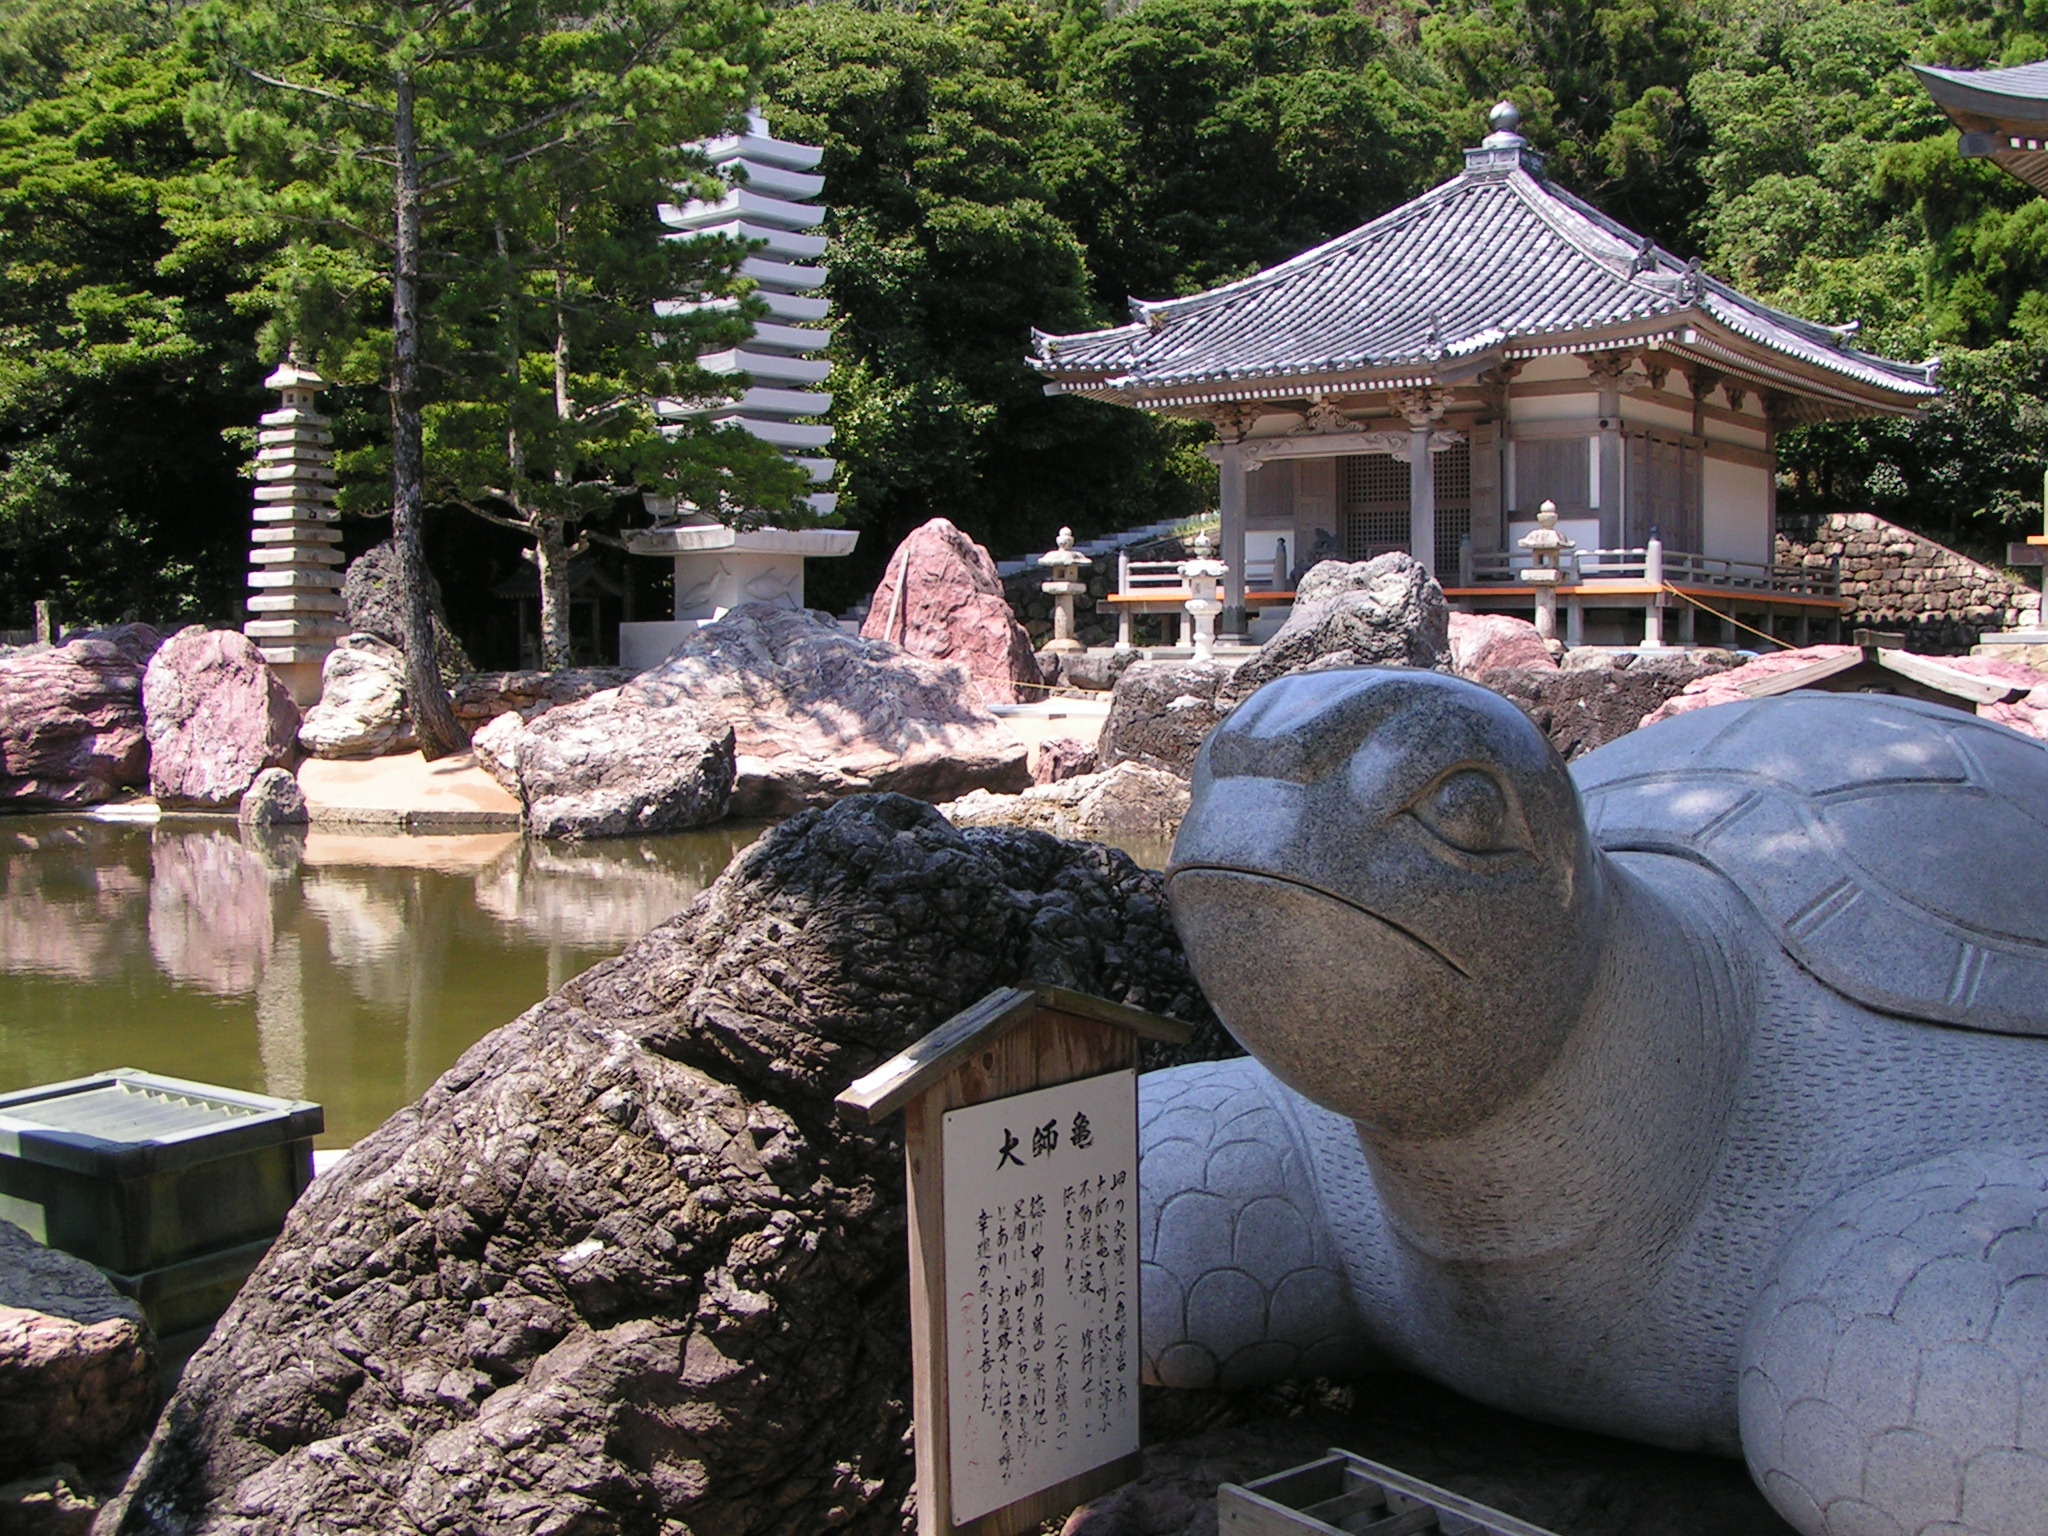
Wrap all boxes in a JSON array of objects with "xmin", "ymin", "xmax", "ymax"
[
  {"xmin": 141, "ymin": 628, "xmax": 300, "ymax": 809},
  {"xmin": 0, "ymin": 627, "xmax": 156, "ymax": 810},
  {"xmin": 1224, "ymin": 553, "xmax": 1447, "ymax": 703},
  {"xmin": 340, "ymin": 542, "xmax": 471, "ymax": 680},
  {"xmin": 296, "ymin": 637, "xmax": 412, "ymax": 760},
  {"xmin": 1484, "ymin": 649, "xmax": 1739, "ymax": 760},
  {"xmin": 473, "ymin": 691, "xmax": 737, "ymax": 840},
  {"xmin": 624, "ymin": 604, "xmax": 1029, "ymax": 816},
  {"xmin": 941, "ymin": 762, "xmax": 1190, "ymax": 843},
  {"xmin": 861, "ymin": 518, "xmax": 1040, "ymax": 707},
  {"xmin": 1448, "ymin": 612, "xmax": 1555, "ymax": 678},
  {"xmin": 450, "ymin": 668, "xmax": 632, "ymax": 730},
  {"xmin": 1097, "ymin": 661, "xmax": 1233, "ymax": 778},
  {"xmin": 236, "ymin": 768, "xmax": 307, "ymax": 828},
  {"xmin": 102, "ymin": 795, "xmax": 1220, "ymax": 1536},
  {"xmin": 0, "ymin": 1220, "xmax": 157, "ymax": 1474}
]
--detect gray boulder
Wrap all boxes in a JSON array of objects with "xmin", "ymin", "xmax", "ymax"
[
  {"xmin": 941, "ymin": 761, "xmax": 1191, "ymax": 843},
  {"xmin": 1057, "ymin": 649, "xmax": 1136, "ymax": 693},
  {"xmin": 295, "ymin": 636, "xmax": 413, "ymax": 760},
  {"xmin": 100, "ymin": 795, "xmax": 1220, "ymax": 1536},
  {"xmin": 1097, "ymin": 660, "xmax": 1232, "ymax": 777},
  {"xmin": 0, "ymin": 1220, "xmax": 157, "ymax": 1474},
  {"xmin": 141, "ymin": 628, "xmax": 300, "ymax": 809},
  {"xmin": 1227, "ymin": 552, "xmax": 1447, "ymax": 703},
  {"xmin": 477, "ymin": 689, "xmax": 737, "ymax": 840},
  {"xmin": 236, "ymin": 767, "xmax": 306, "ymax": 828},
  {"xmin": 623, "ymin": 603, "xmax": 1029, "ymax": 816},
  {"xmin": 1483, "ymin": 649, "xmax": 1740, "ymax": 760},
  {"xmin": 0, "ymin": 631, "xmax": 154, "ymax": 810},
  {"xmin": 340, "ymin": 542, "xmax": 471, "ymax": 680}
]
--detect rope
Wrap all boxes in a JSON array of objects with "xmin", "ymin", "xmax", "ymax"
[{"xmin": 1658, "ymin": 583, "xmax": 1796, "ymax": 650}]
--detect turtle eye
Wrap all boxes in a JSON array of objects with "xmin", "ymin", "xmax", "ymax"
[{"xmin": 1411, "ymin": 769, "xmax": 1513, "ymax": 855}]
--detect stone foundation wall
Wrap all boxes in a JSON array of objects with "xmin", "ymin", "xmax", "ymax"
[{"xmin": 1777, "ymin": 512, "xmax": 2040, "ymax": 654}]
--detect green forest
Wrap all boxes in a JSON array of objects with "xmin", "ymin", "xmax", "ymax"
[{"xmin": 0, "ymin": 0, "xmax": 2044, "ymax": 647}]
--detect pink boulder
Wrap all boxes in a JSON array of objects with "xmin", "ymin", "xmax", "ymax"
[
  {"xmin": 1447, "ymin": 612, "xmax": 1556, "ymax": 677},
  {"xmin": 1032, "ymin": 736, "xmax": 1098, "ymax": 785},
  {"xmin": 1639, "ymin": 644, "xmax": 2048, "ymax": 742},
  {"xmin": 143, "ymin": 627, "xmax": 300, "ymax": 808},
  {"xmin": 0, "ymin": 627, "xmax": 158, "ymax": 809},
  {"xmin": 862, "ymin": 518, "xmax": 1040, "ymax": 707}
]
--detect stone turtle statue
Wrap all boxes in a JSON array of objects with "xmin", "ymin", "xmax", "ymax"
[{"xmin": 1142, "ymin": 668, "xmax": 2048, "ymax": 1536}]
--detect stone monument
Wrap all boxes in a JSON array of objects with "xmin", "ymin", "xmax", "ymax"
[{"xmin": 1142, "ymin": 669, "xmax": 2048, "ymax": 1536}]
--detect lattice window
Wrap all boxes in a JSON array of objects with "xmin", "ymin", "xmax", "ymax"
[
  {"xmin": 1341, "ymin": 453, "xmax": 1411, "ymax": 560},
  {"xmin": 1434, "ymin": 439, "xmax": 1472, "ymax": 580}
]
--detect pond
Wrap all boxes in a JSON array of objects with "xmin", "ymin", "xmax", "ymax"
[{"xmin": 0, "ymin": 815, "xmax": 1172, "ymax": 1148}]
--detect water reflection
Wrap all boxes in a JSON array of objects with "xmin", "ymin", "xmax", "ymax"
[{"xmin": 0, "ymin": 817, "xmax": 768, "ymax": 1146}]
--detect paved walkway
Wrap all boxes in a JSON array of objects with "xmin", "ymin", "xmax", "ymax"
[{"xmin": 297, "ymin": 751, "xmax": 520, "ymax": 831}]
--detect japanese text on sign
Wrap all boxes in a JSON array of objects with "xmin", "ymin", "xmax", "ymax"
[{"xmin": 942, "ymin": 1069, "xmax": 1138, "ymax": 1524}]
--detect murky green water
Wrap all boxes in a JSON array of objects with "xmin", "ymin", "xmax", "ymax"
[
  {"xmin": 0, "ymin": 817, "xmax": 769, "ymax": 1147},
  {"xmin": 0, "ymin": 816, "xmax": 1175, "ymax": 1149}
]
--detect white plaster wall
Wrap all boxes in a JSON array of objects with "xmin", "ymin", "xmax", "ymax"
[
  {"xmin": 1702, "ymin": 458, "xmax": 1772, "ymax": 566},
  {"xmin": 1508, "ymin": 393, "xmax": 1598, "ymax": 423},
  {"xmin": 1622, "ymin": 397, "xmax": 1693, "ymax": 433}
]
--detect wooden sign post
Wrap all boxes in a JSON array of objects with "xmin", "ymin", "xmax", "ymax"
[{"xmin": 837, "ymin": 984, "xmax": 1192, "ymax": 1536}]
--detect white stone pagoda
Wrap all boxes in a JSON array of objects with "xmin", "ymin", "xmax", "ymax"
[
  {"xmin": 621, "ymin": 110, "xmax": 856, "ymax": 669},
  {"xmin": 242, "ymin": 360, "xmax": 343, "ymax": 704},
  {"xmin": 1030, "ymin": 103, "xmax": 1942, "ymax": 649}
]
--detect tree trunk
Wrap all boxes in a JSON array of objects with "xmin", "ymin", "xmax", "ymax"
[
  {"xmin": 535, "ymin": 517, "xmax": 574, "ymax": 670},
  {"xmin": 390, "ymin": 66, "xmax": 468, "ymax": 759}
]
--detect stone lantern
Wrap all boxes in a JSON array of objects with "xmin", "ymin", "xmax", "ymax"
[
  {"xmin": 1517, "ymin": 501, "xmax": 1576, "ymax": 656},
  {"xmin": 1180, "ymin": 532, "xmax": 1228, "ymax": 664},
  {"xmin": 1037, "ymin": 527, "xmax": 1092, "ymax": 654}
]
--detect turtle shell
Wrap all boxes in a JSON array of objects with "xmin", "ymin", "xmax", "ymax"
[{"xmin": 1573, "ymin": 691, "xmax": 2048, "ymax": 1036}]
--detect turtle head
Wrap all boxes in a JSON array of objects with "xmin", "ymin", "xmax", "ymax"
[{"xmin": 1167, "ymin": 668, "xmax": 1607, "ymax": 1138}]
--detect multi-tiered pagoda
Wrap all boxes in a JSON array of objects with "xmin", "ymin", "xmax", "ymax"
[
  {"xmin": 620, "ymin": 111, "xmax": 856, "ymax": 668},
  {"xmin": 1030, "ymin": 103, "xmax": 1941, "ymax": 649},
  {"xmin": 242, "ymin": 360, "xmax": 343, "ymax": 704}
]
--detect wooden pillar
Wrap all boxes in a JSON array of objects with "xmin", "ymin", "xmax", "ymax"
[
  {"xmin": 1408, "ymin": 425, "xmax": 1436, "ymax": 576},
  {"xmin": 1218, "ymin": 442, "xmax": 1247, "ymax": 639}
]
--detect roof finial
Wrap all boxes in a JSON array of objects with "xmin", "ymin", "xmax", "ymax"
[{"xmin": 1489, "ymin": 100, "xmax": 1521, "ymax": 136}]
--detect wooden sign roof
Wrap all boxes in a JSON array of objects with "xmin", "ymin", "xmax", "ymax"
[{"xmin": 835, "ymin": 984, "xmax": 1192, "ymax": 1125}]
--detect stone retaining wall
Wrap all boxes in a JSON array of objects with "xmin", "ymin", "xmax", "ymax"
[
  {"xmin": 1777, "ymin": 512, "xmax": 2040, "ymax": 654},
  {"xmin": 1000, "ymin": 533, "xmax": 1196, "ymax": 650}
]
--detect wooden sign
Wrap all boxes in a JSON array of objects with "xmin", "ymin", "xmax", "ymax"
[{"xmin": 837, "ymin": 984, "xmax": 1192, "ymax": 1536}]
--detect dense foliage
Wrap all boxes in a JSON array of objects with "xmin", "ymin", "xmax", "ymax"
[{"xmin": 0, "ymin": 0, "xmax": 2044, "ymax": 632}]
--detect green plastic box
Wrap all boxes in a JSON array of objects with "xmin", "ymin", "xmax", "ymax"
[{"xmin": 0, "ymin": 1069, "xmax": 322, "ymax": 1335}]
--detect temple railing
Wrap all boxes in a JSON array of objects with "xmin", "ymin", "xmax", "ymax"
[
  {"xmin": 1464, "ymin": 544, "xmax": 1839, "ymax": 597},
  {"xmin": 1116, "ymin": 552, "xmax": 1285, "ymax": 595}
]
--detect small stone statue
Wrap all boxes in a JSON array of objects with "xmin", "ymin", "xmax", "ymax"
[{"xmin": 1144, "ymin": 669, "xmax": 2048, "ymax": 1536}]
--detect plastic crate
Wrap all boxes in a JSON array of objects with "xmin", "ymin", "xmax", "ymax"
[
  {"xmin": 1218, "ymin": 1450, "xmax": 1562, "ymax": 1536},
  {"xmin": 0, "ymin": 1069, "xmax": 321, "ymax": 1323}
]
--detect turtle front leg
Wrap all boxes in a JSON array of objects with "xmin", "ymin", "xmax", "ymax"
[
  {"xmin": 1738, "ymin": 1146, "xmax": 2048, "ymax": 1536},
  {"xmin": 1139, "ymin": 1057, "xmax": 1383, "ymax": 1389}
]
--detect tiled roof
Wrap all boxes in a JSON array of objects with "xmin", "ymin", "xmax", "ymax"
[
  {"xmin": 1031, "ymin": 139, "xmax": 1938, "ymax": 411},
  {"xmin": 1914, "ymin": 63, "xmax": 2048, "ymax": 197}
]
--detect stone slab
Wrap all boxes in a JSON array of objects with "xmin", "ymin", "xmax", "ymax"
[{"xmin": 296, "ymin": 751, "xmax": 521, "ymax": 831}]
